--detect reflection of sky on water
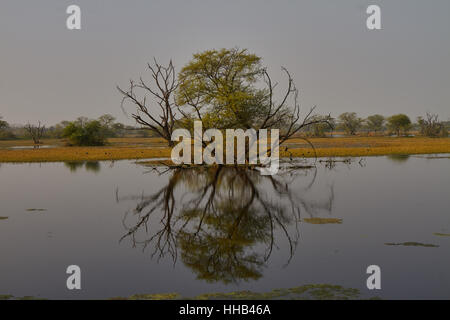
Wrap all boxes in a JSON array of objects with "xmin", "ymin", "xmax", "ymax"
[{"xmin": 0, "ymin": 156, "xmax": 449, "ymax": 299}]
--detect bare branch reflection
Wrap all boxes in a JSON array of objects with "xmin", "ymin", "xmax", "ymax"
[{"xmin": 117, "ymin": 165, "xmax": 335, "ymax": 283}]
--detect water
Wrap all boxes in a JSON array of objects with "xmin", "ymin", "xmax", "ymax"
[
  {"xmin": 0, "ymin": 155, "xmax": 449, "ymax": 299},
  {"xmin": 6, "ymin": 145, "xmax": 56, "ymax": 150}
]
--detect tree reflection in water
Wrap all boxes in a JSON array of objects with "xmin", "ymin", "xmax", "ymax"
[{"xmin": 117, "ymin": 165, "xmax": 334, "ymax": 284}]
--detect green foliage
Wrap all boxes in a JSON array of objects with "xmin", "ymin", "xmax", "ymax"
[
  {"xmin": 0, "ymin": 294, "xmax": 45, "ymax": 300},
  {"xmin": 303, "ymin": 218, "xmax": 343, "ymax": 224},
  {"xmin": 44, "ymin": 121, "xmax": 71, "ymax": 139},
  {"xmin": 195, "ymin": 284, "xmax": 362, "ymax": 300},
  {"xmin": 62, "ymin": 120, "xmax": 106, "ymax": 146},
  {"xmin": 0, "ymin": 115, "xmax": 16, "ymax": 140},
  {"xmin": 338, "ymin": 112, "xmax": 363, "ymax": 135},
  {"xmin": 176, "ymin": 48, "xmax": 269, "ymax": 130},
  {"xmin": 0, "ymin": 117, "xmax": 8, "ymax": 130},
  {"xmin": 385, "ymin": 242, "xmax": 439, "ymax": 248},
  {"xmin": 305, "ymin": 115, "xmax": 334, "ymax": 137},
  {"xmin": 366, "ymin": 114, "xmax": 385, "ymax": 134},
  {"xmin": 117, "ymin": 293, "xmax": 180, "ymax": 300},
  {"xmin": 434, "ymin": 233, "xmax": 450, "ymax": 237},
  {"xmin": 387, "ymin": 114, "xmax": 411, "ymax": 136}
]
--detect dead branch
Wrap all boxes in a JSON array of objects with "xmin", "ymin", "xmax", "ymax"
[{"xmin": 117, "ymin": 59, "xmax": 179, "ymax": 146}]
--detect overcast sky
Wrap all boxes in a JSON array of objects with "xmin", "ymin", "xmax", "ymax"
[{"xmin": 1, "ymin": 0, "xmax": 449, "ymax": 126}]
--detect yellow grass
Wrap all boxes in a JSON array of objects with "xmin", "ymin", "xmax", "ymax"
[
  {"xmin": 286, "ymin": 136, "xmax": 450, "ymax": 158},
  {"xmin": 0, "ymin": 136, "xmax": 449, "ymax": 163}
]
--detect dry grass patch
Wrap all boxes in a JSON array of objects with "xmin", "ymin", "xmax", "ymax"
[{"xmin": 0, "ymin": 136, "xmax": 449, "ymax": 162}]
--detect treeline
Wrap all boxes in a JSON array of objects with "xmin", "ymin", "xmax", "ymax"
[
  {"xmin": 0, "ymin": 114, "xmax": 155, "ymax": 143},
  {"xmin": 1, "ymin": 112, "xmax": 449, "ymax": 145},
  {"xmin": 303, "ymin": 112, "xmax": 449, "ymax": 138}
]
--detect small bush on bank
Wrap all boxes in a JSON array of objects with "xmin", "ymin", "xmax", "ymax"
[{"xmin": 62, "ymin": 120, "xmax": 106, "ymax": 146}]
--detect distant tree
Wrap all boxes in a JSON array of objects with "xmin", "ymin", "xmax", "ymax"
[
  {"xmin": 0, "ymin": 116, "xmax": 16, "ymax": 140},
  {"xmin": 98, "ymin": 114, "xmax": 116, "ymax": 128},
  {"xmin": 305, "ymin": 115, "xmax": 335, "ymax": 137},
  {"xmin": 25, "ymin": 121, "xmax": 46, "ymax": 145},
  {"xmin": 60, "ymin": 120, "xmax": 71, "ymax": 128},
  {"xmin": 0, "ymin": 116, "xmax": 8, "ymax": 130},
  {"xmin": 62, "ymin": 120, "xmax": 106, "ymax": 146},
  {"xmin": 50, "ymin": 121, "xmax": 69, "ymax": 139},
  {"xmin": 98, "ymin": 114, "xmax": 117, "ymax": 137},
  {"xmin": 417, "ymin": 113, "xmax": 446, "ymax": 137},
  {"xmin": 75, "ymin": 116, "xmax": 90, "ymax": 127},
  {"xmin": 365, "ymin": 114, "xmax": 385, "ymax": 134},
  {"xmin": 387, "ymin": 114, "xmax": 411, "ymax": 136},
  {"xmin": 338, "ymin": 112, "xmax": 363, "ymax": 135},
  {"xmin": 111, "ymin": 122, "xmax": 126, "ymax": 137},
  {"xmin": 443, "ymin": 127, "xmax": 449, "ymax": 138}
]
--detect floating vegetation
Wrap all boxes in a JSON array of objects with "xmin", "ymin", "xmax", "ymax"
[
  {"xmin": 3, "ymin": 285, "xmax": 379, "ymax": 300},
  {"xmin": 303, "ymin": 218, "xmax": 343, "ymax": 225},
  {"xmin": 0, "ymin": 294, "xmax": 45, "ymax": 300},
  {"xmin": 385, "ymin": 242, "xmax": 439, "ymax": 248},
  {"xmin": 111, "ymin": 284, "xmax": 377, "ymax": 300},
  {"xmin": 110, "ymin": 293, "xmax": 181, "ymax": 300},
  {"xmin": 387, "ymin": 154, "xmax": 410, "ymax": 163},
  {"xmin": 26, "ymin": 208, "xmax": 47, "ymax": 212},
  {"xmin": 318, "ymin": 158, "xmax": 352, "ymax": 164},
  {"xmin": 415, "ymin": 155, "xmax": 450, "ymax": 159},
  {"xmin": 0, "ymin": 217, "xmax": 8, "ymax": 220},
  {"xmin": 434, "ymin": 233, "xmax": 450, "ymax": 237}
]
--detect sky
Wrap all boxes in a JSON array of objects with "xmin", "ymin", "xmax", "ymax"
[{"xmin": 1, "ymin": 0, "xmax": 449, "ymax": 126}]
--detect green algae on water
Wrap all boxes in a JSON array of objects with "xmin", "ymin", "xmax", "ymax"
[{"xmin": 385, "ymin": 242, "xmax": 439, "ymax": 248}]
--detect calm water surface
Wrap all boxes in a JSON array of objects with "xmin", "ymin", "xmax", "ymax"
[{"xmin": 0, "ymin": 155, "xmax": 449, "ymax": 299}]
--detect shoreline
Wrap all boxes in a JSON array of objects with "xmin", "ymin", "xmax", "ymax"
[{"xmin": 0, "ymin": 137, "xmax": 449, "ymax": 163}]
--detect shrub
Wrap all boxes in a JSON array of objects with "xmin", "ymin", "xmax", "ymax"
[{"xmin": 62, "ymin": 120, "xmax": 106, "ymax": 146}]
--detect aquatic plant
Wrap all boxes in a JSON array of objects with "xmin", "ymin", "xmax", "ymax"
[
  {"xmin": 303, "ymin": 218, "xmax": 342, "ymax": 224},
  {"xmin": 385, "ymin": 242, "xmax": 439, "ymax": 248}
]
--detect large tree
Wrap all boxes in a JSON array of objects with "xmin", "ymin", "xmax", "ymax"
[
  {"xmin": 176, "ymin": 48, "xmax": 331, "ymax": 143},
  {"xmin": 176, "ymin": 48, "xmax": 266, "ymax": 130},
  {"xmin": 117, "ymin": 48, "xmax": 331, "ymax": 147}
]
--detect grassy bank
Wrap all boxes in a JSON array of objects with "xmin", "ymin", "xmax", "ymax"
[{"xmin": 0, "ymin": 136, "xmax": 449, "ymax": 163}]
